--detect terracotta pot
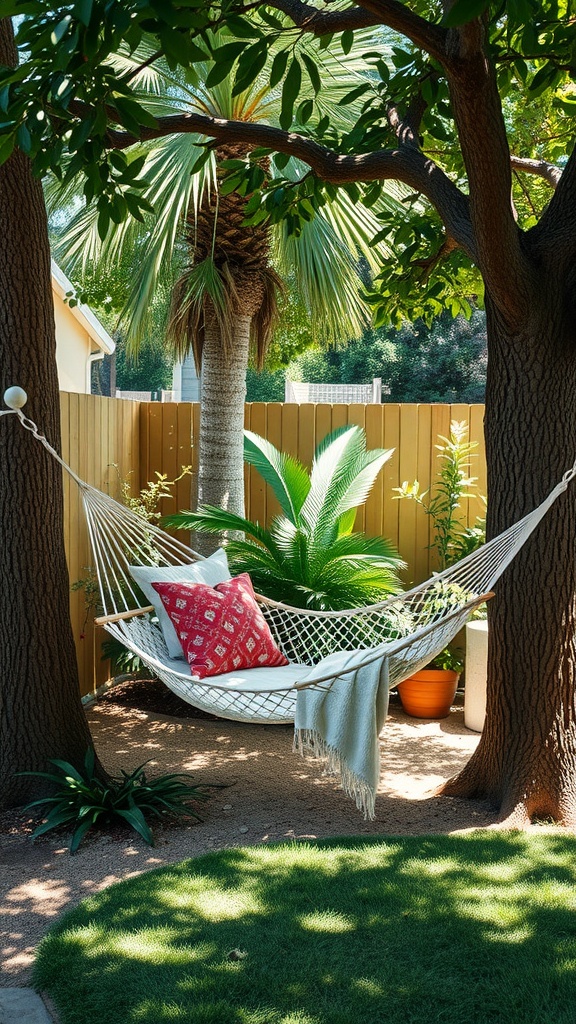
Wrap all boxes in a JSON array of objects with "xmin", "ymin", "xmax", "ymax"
[{"xmin": 397, "ymin": 669, "xmax": 460, "ymax": 719}]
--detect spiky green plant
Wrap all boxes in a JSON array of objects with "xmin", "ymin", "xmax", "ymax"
[
  {"xmin": 165, "ymin": 426, "xmax": 405, "ymax": 611},
  {"xmin": 20, "ymin": 749, "xmax": 210, "ymax": 853}
]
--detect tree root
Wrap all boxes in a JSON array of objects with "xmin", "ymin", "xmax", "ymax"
[{"xmin": 437, "ymin": 771, "xmax": 576, "ymax": 828}]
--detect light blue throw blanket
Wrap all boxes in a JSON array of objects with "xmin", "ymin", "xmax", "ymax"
[{"xmin": 294, "ymin": 649, "xmax": 390, "ymax": 819}]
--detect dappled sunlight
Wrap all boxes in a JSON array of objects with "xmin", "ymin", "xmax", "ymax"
[
  {"xmin": 111, "ymin": 929, "xmax": 210, "ymax": 964},
  {"xmin": 32, "ymin": 836, "xmax": 576, "ymax": 1024},
  {"xmin": 352, "ymin": 977, "xmax": 385, "ymax": 998},
  {"xmin": 297, "ymin": 910, "xmax": 355, "ymax": 934},
  {"xmin": 2, "ymin": 878, "xmax": 71, "ymax": 916}
]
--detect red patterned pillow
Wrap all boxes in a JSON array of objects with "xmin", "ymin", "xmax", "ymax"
[{"xmin": 152, "ymin": 573, "xmax": 289, "ymax": 678}]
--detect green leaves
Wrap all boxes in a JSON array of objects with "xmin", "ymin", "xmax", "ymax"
[
  {"xmin": 233, "ymin": 39, "xmax": 269, "ymax": 95},
  {"xmin": 243, "ymin": 430, "xmax": 311, "ymax": 523},
  {"xmin": 169, "ymin": 428, "xmax": 404, "ymax": 611},
  {"xmin": 280, "ymin": 59, "xmax": 302, "ymax": 130},
  {"xmin": 270, "ymin": 49, "xmax": 290, "ymax": 89},
  {"xmin": 50, "ymin": 16, "xmax": 72, "ymax": 46},
  {"xmin": 442, "ymin": 0, "xmax": 490, "ymax": 27},
  {"xmin": 20, "ymin": 749, "xmax": 211, "ymax": 853},
  {"xmin": 395, "ymin": 421, "xmax": 484, "ymax": 571}
]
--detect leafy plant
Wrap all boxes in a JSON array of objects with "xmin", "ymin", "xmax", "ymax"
[
  {"xmin": 395, "ymin": 420, "xmax": 486, "ymax": 571},
  {"xmin": 165, "ymin": 426, "xmax": 405, "ymax": 611},
  {"xmin": 116, "ymin": 464, "xmax": 192, "ymax": 525},
  {"xmin": 427, "ymin": 647, "xmax": 464, "ymax": 673},
  {"xmin": 20, "ymin": 749, "xmax": 210, "ymax": 854}
]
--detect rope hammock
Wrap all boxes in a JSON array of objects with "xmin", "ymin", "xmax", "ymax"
[{"xmin": 3, "ymin": 388, "xmax": 576, "ymax": 726}]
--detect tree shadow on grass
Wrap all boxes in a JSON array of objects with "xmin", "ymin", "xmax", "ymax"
[{"xmin": 33, "ymin": 834, "xmax": 576, "ymax": 1024}]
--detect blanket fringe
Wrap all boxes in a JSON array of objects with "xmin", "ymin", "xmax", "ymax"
[{"xmin": 294, "ymin": 728, "xmax": 376, "ymax": 820}]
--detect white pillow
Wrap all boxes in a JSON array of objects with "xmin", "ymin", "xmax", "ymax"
[{"xmin": 128, "ymin": 548, "xmax": 231, "ymax": 659}]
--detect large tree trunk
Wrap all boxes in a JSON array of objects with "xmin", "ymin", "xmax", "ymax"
[
  {"xmin": 195, "ymin": 314, "xmax": 251, "ymax": 555},
  {"xmin": 442, "ymin": 293, "xmax": 576, "ymax": 825},
  {"xmin": 0, "ymin": 19, "xmax": 94, "ymax": 809}
]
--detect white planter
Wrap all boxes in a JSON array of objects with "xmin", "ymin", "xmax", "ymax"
[{"xmin": 464, "ymin": 621, "xmax": 488, "ymax": 732}]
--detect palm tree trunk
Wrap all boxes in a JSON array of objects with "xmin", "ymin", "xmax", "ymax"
[{"xmin": 196, "ymin": 314, "xmax": 250, "ymax": 554}]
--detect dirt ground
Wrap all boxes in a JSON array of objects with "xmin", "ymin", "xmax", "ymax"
[{"xmin": 1, "ymin": 682, "xmax": 500, "ymax": 987}]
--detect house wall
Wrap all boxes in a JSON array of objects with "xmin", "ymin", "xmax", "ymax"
[
  {"xmin": 173, "ymin": 353, "xmax": 201, "ymax": 401},
  {"xmin": 53, "ymin": 289, "xmax": 93, "ymax": 393}
]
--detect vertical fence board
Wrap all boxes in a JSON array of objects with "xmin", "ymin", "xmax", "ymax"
[
  {"xmin": 415, "ymin": 404, "xmax": 433, "ymax": 585},
  {"xmin": 331, "ymin": 404, "xmax": 349, "ymax": 433},
  {"xmin": 247, "ymin": 403, "xmax": 268, "ymax": 527},
  {"xmin": 170, "ymin": 402, "xmax": 194, "ymax": 546},
  {"xmin": 314, "ymin": 404, "xmax": 333, "ymax": 451},
  {"xmin": 469, "ymin": 404, "xmax": 487, "ymax": 525},
  {"xmin": 364, "ymin": 403, "xmax": 384, "ymax": 540},
  {"xmin": 382, "ymin": 404, "xmax": 401, "ymax": 558},
  {"xmin": 297, "ymin": 403, "xmax": 316, "ymax": 469},
  {"xmin": 347, "ymin": 404, "xmax": 367, "ymax": 532},
  {"xmin": 264, "ymin": 403, "xmax": 283, "ymax": 523},
  {"xmin": 398, "ymin": 405, "xmax": 420, "ymax": 584},
  {"xmin": 281, "ymin": 402, "xmax": 300, "ymax": 461},
  {"xmin": 159, "ymin": 402, "xmax": 179, "ymax": 520}
]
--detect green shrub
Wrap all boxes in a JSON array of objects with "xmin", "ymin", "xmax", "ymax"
[{"xmin": 21, "ymin": 749, "xmax": 210, "ymax": 853}]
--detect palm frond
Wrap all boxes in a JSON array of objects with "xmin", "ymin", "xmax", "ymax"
[
  {"xmin": 164, "ymin": 505, "xmax": 270, "ymax": 546},
  {"xmin": 305, "ymin": 528, "xmax": 405, "ymax": 583},
  {"xmin": 300, "ymin": 427, "xmax": 366, "ymax": 534},
  {"xmin": 223, "ymin": 538, "xmax": 287, "ymax": 572},
  {"xmin": 167, "ymin": 257, "xmax": 237, "ymax": 366},
  {"xmin": 321, "ymin": 531, "xmax": 406, "ymax": 566},
  {"xmin": 250, "ymin": 266, "xmax": 285, "ymax": 368},
  {"xmin": 330, "ymin": 449, "xmax": 395, "ymax": 522},
  {"xmin": 273, "ymin": 213, "xmax": 371, "ymax": 345},
  {"xmin": 267, "ymin": 516, "xmax": 309, "ymax": 582},
  {"xmin": 243, "ymin": 431, "xmax": 310, "ymax": 524}
]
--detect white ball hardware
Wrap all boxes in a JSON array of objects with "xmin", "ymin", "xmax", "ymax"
[{"xmin": 3, "ymin": 386, "xmax": 28, "ymax": 410}]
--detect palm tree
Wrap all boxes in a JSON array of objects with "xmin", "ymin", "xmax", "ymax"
[{"xmin": 51, "ymin": 32, "xmax": 405, "ymax": 550}]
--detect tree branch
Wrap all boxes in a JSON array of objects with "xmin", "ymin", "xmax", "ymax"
[
  {"xmin": 412, "ymin": 233, "xmax": 459, "ymax": 277},
  {"xmin": 383, "ymin": 90, "xmax": 475, "ymax": 259},
  {"xmin": 267, "ymin": 0, "xmax": 448, "ymax": 61},
  {"xmin": 510, "ymin": 155, "xmax": 562, "ymax": 189},
  {"xmin": 265, "ymin": 0, "xmax": 382, "ymax": 32},
  {"xmin": 445, "ymin": 26, "xmax": 535, "ymax": 319},
  {"xmin": 87, "ymin": 102, "xmax": 476, "ymax": 259},
  {"xmin": 533, "ymin": 142, "xmax": 576, "ymax": 263}
]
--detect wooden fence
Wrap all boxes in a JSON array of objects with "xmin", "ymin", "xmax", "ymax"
[
  {"xmin": 60, "ymin": 393, "xmax": 141, "ymax": 695},
  {"xmin": 60, "ymin": 394, "xmax": 486, "ymax": 696}
]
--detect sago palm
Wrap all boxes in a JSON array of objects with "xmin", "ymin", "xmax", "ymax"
[
  {"xmin": 164, "ymin": 426, "xmax": 406, "ymax": 611},
  {"xmin": 51, "ymin": 31, "xmax": 405, "ymax": 545}
]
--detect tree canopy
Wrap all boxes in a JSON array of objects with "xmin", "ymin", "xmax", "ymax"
[{"xmin": 2, "ymin": 0, "xmax": 574, "ymax": 321}]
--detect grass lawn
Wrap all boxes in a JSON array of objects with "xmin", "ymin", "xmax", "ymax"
[{"xmin": 33, "ymin": 834, "xmax": 576, "ymax": 1024}]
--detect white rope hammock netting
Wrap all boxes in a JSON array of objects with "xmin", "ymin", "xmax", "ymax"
[{"xmin": 3, "ymin": 390, "xmax": 576, "ymax": 725}]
